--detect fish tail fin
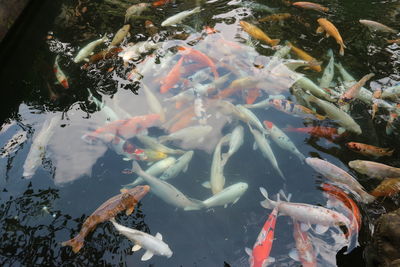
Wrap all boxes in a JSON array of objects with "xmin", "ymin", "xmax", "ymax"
[
  {"xmin": 259, "ymin": 187, "xmax": 274, "ymax": 209},
  {"xmin": 131, "ymin": 161, "xmax": 144, "ymax": 174},
  {"xmin": 385, "ymin": 148, "xmax": 395, "ymax": 156},
  {"xmin": 61, "ymin": 236, "xmax": 84, "ymax": 253},
  {"xmin": 339, "ymin": 45, "xmax": 345, "ymax": 56},
  {"xmin": 270, "ymin": 39, "xmax": 280, "ymax": 47},
  {"xmin": 361, "ymin": 192, "xmax": 375, "ymax": 204}
]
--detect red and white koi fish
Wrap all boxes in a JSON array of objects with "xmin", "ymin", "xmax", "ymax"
[
  {"xmin": 53, "ymin": 55, "xmax": 69, "ymax": 89},
  {"xmin": 290, "ymin": 220, "xmax": 317, "ymax": 267},
  {"xmin": 82, "ymin": 114, "xmax": 160, "ymax": 141},
  {"xmin": 160, "ymin": 56, "xmax": 184, "ymax": 94},
  {"xmin": 245, "ymin": 208, "xmax": 278, "ymax": 267},
  {"xmin": 259, "ymin": 187, "xmax": 352, "ymax": 240}
]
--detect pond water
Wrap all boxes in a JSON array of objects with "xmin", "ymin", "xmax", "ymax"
[{"xmin": 1, "ymin": 0, "xmax": 400, "ymax": 266}]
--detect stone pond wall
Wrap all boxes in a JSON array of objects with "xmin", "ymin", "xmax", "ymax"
[{"xmin": 0, "ymin": 0, "xmax": 31, "ymax": 41}]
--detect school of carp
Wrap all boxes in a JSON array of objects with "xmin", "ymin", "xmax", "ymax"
[{"xmin": 3, "ymin": 0, "xmax": 400, "ymax": 265}]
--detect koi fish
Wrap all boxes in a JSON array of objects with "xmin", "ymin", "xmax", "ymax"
[
  {"xmin": 283, "ymin": 126, "xmax": 345, "ymax": 141},
  {"xmin": 125, "ymin": 3, "xmax": 150, "ymax": 23},
  {"xmin": 131, "ymin": 161, "xmax": 205, "ymax": 210},
  {"xmin": 221, "ymin": 125, "xmax": 244, "ymax": 166},
  {"xmin": 306, "ymin": 157, "xmax": 375, "ymax": 203},
  {"xmin": 62, "ymin": 185, "xmax": 150, "ymax": 253},
  {"xmin": 23, "ymin": 116, "xmax": 60, "ymax": 178},
  {"xmin": 160, "ymin": 57, "xmax": 184, "ymax": 94},
  {"xmin": 345, "ymin": 142, "xmax": 394, "ymax": 157},
  {"xmin": 136, "ymin": 135, "xmax": 185, "ymax": 155},
  {"xmin": 179, "ymin": 46, "xmax": 219, "ymax": 79},
  {"xmin": 321, "ymin": 183, "xmax": 361, "ymax": 231},
  {"xmin": 264, "ymin": 121, "xmax": 305, "ymax": 161},
  {"xmin": 320, "ymin": 49, "xmax": 335, "ymax": 89},
  {"xmin": 159, "ymin": 125, "xmax": 212, "ymax": 144},
  {"xmin": 110, "ymin": 218, "xmax": 172, "ymax": 261},
  {"xmin": 161, "ymin": 6, "xmax": 201, "ymax": 27},
  {"xmin": 316, "ymin": 18, "xmax": 346, "ymax": 56},
  {"xmin": 286, "ymin": 41, "xmax": 322, "ymax": 72},
  {"xmin": 259, "ymin": 187, "xmax": 353, "ymax": 241},
  {"xmin": 142, "ymin": 83, "xmax": 165, "ymax": 122},
  {"xmin": 152, "ymin": 0, "xmax": 171, "ymax": 7},
  {"xmin": 339, "ymin": 73, "xmax": 375, "ymax": 104},
  {"xmin": 53, "ymin": 55, "xmax": 69, "ymax": 89},
  {"xmin": 292, "ymin": 2, "xmax": 329, "ymax": 12},
  {"xmin": 160, "ymin": 150, "xmax": 194, "ymax": 180},
  {"xmin": 371, "ymin": 178, "xmax": 400, "ymax": 197},
  {"xmin": 387, "ymin": 39, "xmax": 400, "ymax": 44},
  {"xmin": 109, "ymin": 24, "xmax": 130, "ymax": 48},
  {"xmin": 246, "ymin": 88, "xmax": 261, "ymax": 104},
  {"xmin": 245, "ymin": 208, "xmax": 278, "ymax": 267},
  {"xmin": 359, "ymin": 20, "xmax": 398, "ymax": 34},
  {"xmin": 348, "ymin": 160, "xmax": 400, "ymax": 180},
  {"xmin": 290, "ymin": 220, "xmax": 317, "ymax": 267},
  {"xmin": 295, "ymin": 77, "xmax": 335, "ymax": 102},
  {"xmin": 239, "ymin": 21, "xmax": 280, "ymax": 47},
  {"xmin": 203, "ymin": 182, "xmax": 248, "ymax": 208},
  {"xmin": 88, "ymin": 47, "xmax": 123, "ymax": 64},
  {"xmin": 73, "ymin": 35, "xmax": 108, "ymax": 63},
  {"xmin": 259, "ymin": 13, "xmax": 291, "ymax": 23},
  {"xmin": 83, "ymin": 114, "xmax": 160, "ymax": 141},
  {"xmin": 145, "ymin": 20, "xmax": 158, "ymax": 37}
]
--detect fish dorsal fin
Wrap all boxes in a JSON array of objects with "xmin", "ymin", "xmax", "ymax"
[
  {"xmin": 232, "ymin": 197, "xmax": 240, "ymax": 205},
  {"xmin": 202, "ymin": 181, "xmax": 211, "ymax": 189},
  {"xmin": 155, "ymin": 232, "xmax": 163, "ymax": 240},
  {"xmin": 141, "ymin": 250, "xmax": 154, "ymax": 261},
  {"xmin": 244, "ymin": 247, "xmax": 252, "ymax": 256},
  {"xmin": 253, "ymin": 141, "xmax": 258, "ymax": 150},
  {"xmin": 289, "ymin": 249, "xmax": 300, "ymax": 261},
  {"xmin": 132, "ymin": 244, "xmax": 142, "ymax": 252}
]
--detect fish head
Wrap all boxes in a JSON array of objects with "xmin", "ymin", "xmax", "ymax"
[
  {"xmin": 345, "ymin": 142, "xmax": 360, "ymax": 151},
  {"xmin": 123, "ymin": 141, "xmax": 136, "ymax": 154},
  {"xmin": 126, "ymin": 185, "xmax": 151, "ymax": 202},
  {"xmin": 348, "ymin": 160, "xmax": 362, "ymax": 170},
  {"xmin": 163, "ymin": 246, "xmax": 173, "ymax": 258}
]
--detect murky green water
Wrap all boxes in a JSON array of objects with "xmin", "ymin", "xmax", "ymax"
[{"xmin": 1, "ymin": 0, "xmax": 400, "ymax": 266}]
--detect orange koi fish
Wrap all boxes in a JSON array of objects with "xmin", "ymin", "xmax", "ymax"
[
  {"xmin": 316, "ymin": 18, "xmax": 346, "ymax": 56},
  {"xmin": 83, "ymin": 114, "xmax": 160, "ymax": 141},
  {"xmin": 346, "ymin": 142, "xmax": 394, "ymax": 157},
  {"xmin": 62, "ymin": 185, "xmax": 150, "ymax": 253},
  {"xmin": 292, "ymin": 2, "xmax": 329, "ymax": 12},
  {"xmin": 245, "ymin": 208, "xmax": 278, "ymax": 267},
  {"xmin": 204, "ymin": 26, "xmax": 219, "ymax": 34},
  {"xmin": 371, "ymin": 178, "xmax": 400, "ymax": 197},
  {"xmin": 152, "ymin": 0, "xmax": 171, "ymax": 7},
  {"xmin": 283, "ymin": 126, "xmax": 346, "ymax": 141},
  {"xmin": 169, "ymin": 109, "xmax": 196, "ymax": 133},
  {"xmin": 259, "ymin": 13, "xmax": 291, "ymax": 23},
  {"xmin": 179, "ymin": 46, "xmax": 219, "ymax": 79},
  {"xmin": 290, "ymin": 220, "xmax": 317, "ymax": 267},
  {"xmin": 286, "ymin": 41, "xmax": 321, "ymax": 72},
  {"xmin": 321, "ymin": 183, "xmax": 361, "ymax": 232},
  {"xmin": 88, "ymin": 47, "xmax": 123, "ymax": 64},
  {"xmin": 239, "ymin": 21, "xmax": 280, "ymax": 47},
  {"xmin": 53, "ymin": 55, "xmax": 69, "ymax": 89},
  {"xmin": 246, "ymin": 88, "xmax": 261, "ymax": 104},
  {"xmin": 160, "ymin": 56, "xmax": 184, "ymax": 94},
  {"xmin": 214, "ymin": 76, "xmax": 260, "ymax": 99},
  {"xmin": 387, "ymin": 39, "xmax": 400, "ymax": 44}
]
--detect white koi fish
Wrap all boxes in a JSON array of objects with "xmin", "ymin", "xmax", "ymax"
[
  {"xmin": 306, "ymin": 157, "xmax": 375, "ymax": 204},
  {"xmin": 259, "ymin": 187, "xmax": 352, "ymax": 238},
  {"xmin": 110, "ymin": 218, "xmax": 172, "ymax": 261},
  {"xmin": 236, "ymin": 105, "xmax": 268, "ymax": 134},
  {"xmin": 359, "ymin": 19, "xmax": 398, "ymax": 33},
  {"xmin": 320, "ymin": 49, "xmax": 334, "ymax": 89},
  {"xmin": 160, "ymin": 151, "xmax": 194, "ymax": 180},
  {"xmin": 290, "ymin": 220, "xmax": 317, "ymax": 266},
  {"xmin": 248, "ymin": 125, "xmax": 284, "ymax": 179},
  {"xmin": 221, "ymin": 125, "xmax": 244, "ymax": 166},
  {"xmin": 142, "ymin": 83, "xmax": 165, "ymax": 122},
  {"xmin": 158, "ymin": 125, "xmax": 212, "ymax": 144},
  {"xmin": 203, "ymin": 182, "xmax": 248, "ymax": 208},
  {"xmin": 136, "ymin": 135, "xmax": 185, "ymax": 155},
  {"xmin": 88, "ymin": 90, "xmax": 120, "ymax": 122},
  {"xmin": 295, "ymin": 76, "xmax": 336, "ymax": 102},
  {"xmin": 73, "ymin": 35, "xmax": 107, "ymax": 63},
  {"xmin": 161, "ymin": 7, "xmax": 201, "ymax": 27},
  {"xmin": 132, "ymin": 161, "xmax": 205, "ymax": 210},
  {"xmin": 23, "ymin": 116, "xmax": 60, "ymax": 178},
  {"xmin": 263, "ymin": 121, "xmax": 305, "ymax": 162},
  {"xmin": 124, "ymin": 157, "xmax": 176, "ymax": 187}
]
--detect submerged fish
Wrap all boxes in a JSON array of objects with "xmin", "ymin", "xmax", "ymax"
[
  {"xmin": 142, "ymin": 83, "xmax": 165, "ymax": 122},
  {"xmin": 345, "ymin": 142, "xmax": 394, "ymax": 157},
  {"xmin": 371, "ymin": 178, "xmax": 400, "ymax": 197},
  {"xmin": 359, "ymin": 20, "xmax": 398, "ymax": 34},
  {"xmin": 259, "ymin": 13, "xmax": 291, "ymax": 23},
  {"xmin": 221, "ymin": 125, "xmax": 244, "ymax": 166},
  {"xmin": 245, "ymin": 208, "xmax": 278, "ymax": 267},
  {"xmin": 109, "ymin": 24, "xmax": 131, "ymax": 48},
  {"xmin": 23, "ymin": 116, "xmax": 60, "ymax": 178},
  {"xmin": 132, "ymin": 161, "xmax": 205, "ymax": 211},
  {"xmin": 305, "ymin": 157, "xmax": 375, "ymax": 203},
  {"xmin": 339, "ymin": 73, "xmax": 375, "ymax": 105},
  {"xmin": 240, "ymin": 21, "xmax": 280, "ymax": 47},
  {"xmin": 316, "ymin": 18, "xmax": 346, "ymax": 56},
  {"xmin": 320, "ymin": 49, "xmax": 335, "ymax": 89},
  {"xmin": 284, "ymin": 126, "xmax": 345, "ymax": 141},
  {"xmin": 125, "ymin": 3, "xmax": 150, "ymax": 23},
  {"xmin": 161, "ymin": 6, "xmax": 201, "ymax": 27},
  {"xmin": 159, "ymin": 125, "xmax": 212, "ymax": 144},
  {"xmin": 202, "ymin": 182, "xmax": 248, "ymax": 208},
  {"xmin": 53, "ymin": 55, "xmax": 69, "ymax": 89},
  {"xmin": 110, "ymin": 218, "xmax": 172, "ymax": 261},
  {"xmin": 290, "ymin": 220, "xmax": 317, "ymax": 267},
  {"xmin": 160, "ymin": 56, "xmax": 184, "ymax": 94},
  {"xmin": 348, "ymin": 160, "xmax": 400, "ymax": 180},
  {"xmin": 62, "ymin": 185, "xmax": 150, "ymax": 253},
  {"xmin": 238, "ymin": 1, "xmax": 277, "ymax": 13},
  {"xmin": 73, "ymin": 35, "xmax": 107, "ymax": 63},
  {"xmin": 286, "ymin": 41, "xmax": 322, "ymax": 72},
  {"xmin": 292, "ymin": 2, "xmax": 329, "ymax": 12},
  {"xmin": 136, "ymin": 135, "xmax": 185, "ymax": 155},
  {"xmin": 160, "ymin": 150, "xmax": 194, "ymax": 180}
]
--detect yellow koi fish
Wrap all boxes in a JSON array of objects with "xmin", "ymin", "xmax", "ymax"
[
  {"xmin": 239, "ymin": 21, "xmax": 280, "ymax": 47},
  {"xmin": 316, "ymin": 18, "xmax": 346, "ymax": 56}
]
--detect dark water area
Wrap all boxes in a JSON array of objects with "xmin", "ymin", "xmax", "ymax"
[{"xmin": 1, "ymin": 0, "xmax": 400, "ymax": 266}]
